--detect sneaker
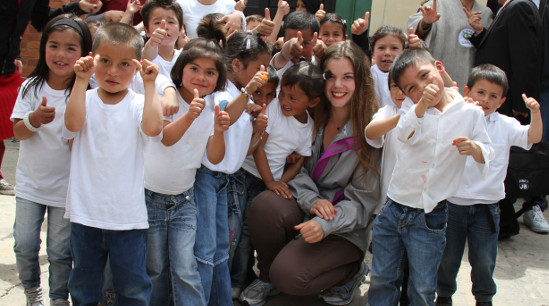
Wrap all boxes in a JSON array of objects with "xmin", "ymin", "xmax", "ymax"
[
  {"xmin": 232, "ymin": 287, "xmax": 241, "ymax": 300},
  {"xmin": 523, "ymin": 205, "xmax": 549, "ymax": 234},
  {"xmin": 0, "ymin": 178, "xmax": 14, "ymax": 196},
  {"xmin": 50, "ymin": 299, "xmax": 70, "ymax": 306},
  {"xmin": 318, "ymin": 262, "xmax": 368, "ymax": 305},
  {"xmin": 239, "ymin": 278, "xmax": 279, "ymax": 306},
  {"xmin": 24, "ymin": 287, "xmax": 45, "ymax": 306},
  {"xmin": 435, "ymin": 295, "xmax": 452, "ymax": 306}
]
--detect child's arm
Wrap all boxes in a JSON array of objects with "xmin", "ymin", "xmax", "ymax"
[
  {"xmin": 247, "ymin": 104, "xmax": 268, "ymax": 155},
  {"xmin": 142, "ymin": 20, "xmax": 167, "ymax": 61},
  {"xmin": 206, "ymin": 105, "xmax": 230, "ymax": 164},
  {"xmin": 272, "ymin": 32, "xmax": 303, "ymax": 69},
  {"xmin": 225, "ymin": 66, "xmax": 267, "ymax": 124},
  {"xmin": 162, "ymin": 88, "xmax": 203, "ymax": 146},
  {"xmin": 265, "ymin": 0, "xmax": 290, "ymax": 44},
  {"xmin": 524, "ymin": 94, "xmax": 543, "ymax": 143},
  {"xmin": 65, "ymin": 53, "xmax": 95, "ymax": 132},
  {"xmin": 160, "ymin": 87, "xmax": 179, "ymax": 116},
  {"xmin": 13, "ymin": 96, "xmax": 55, "ymax": 140},
  {"xmin": 135, "ymin": 59, "xmax": 163, "ymax": 137},
  {"xmin": 280, "ymin": 155, "xmax": 305, "ymax": 183},
  {"xmin": 252, "ymin": 133, "xmax": 293, "ymax": 199},
  {"xmin": 365, "ymin": 114, "xmax": 400, "ymax": 140}
]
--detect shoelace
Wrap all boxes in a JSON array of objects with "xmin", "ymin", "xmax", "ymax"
[
  {"xmin": 25, "ymin": 288, "xmax": 43, "ymax": 303},
  {"xmin": 533, "ymin": 207, "xmax": 548, "ymax": 223}
]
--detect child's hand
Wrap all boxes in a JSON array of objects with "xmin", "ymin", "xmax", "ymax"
[
  {"xmin": 464, "ymin": 96, "xmax": 480, "ymax": 106},
  {"xmin": 407, "ymin": 27, "xmax": 422, "ymax": 48},
  {"xmin": 125, "ymin": 0, "xmax": 142, "ymax": 15},
  {"xmin": 289, "ymin": 31, "xmax": 304, "ymax": 59},
  {"xmin": 74, "ymin": 52, "xmax": 96, "ymax": 80},
  {"xmin": 149, "ymin": 20, "xmax": 167, "ymax": 47},
  {"xmin": 419, "ymin": 83, "xmax": 440, "ymax": 108},
  {"xmin": 420, "ymin": 0, "xmax": 440, "ymax": 24},
  {"xmin": 312, "ymin": 32, "xmax": 326, "ymax": 60},
  {"xmin": 452, "ymin": 136, "xmax": 480, "ymax": 156},
  {"xmin": 33, "ymin": 96, "xmax": 56, "ymax": 126},
  {"xmin": 187, "ymin": 89, "xmax": 205, "ymax": 119},
  {"xmin": 234, "ymin": 0, "xmax": 247, "ymax": 11},
  {"xmin": 277, "ymin": 0, "xmax": 290, "ymax": 16},
  {"xmin": 255, "ymin": 104, "xmax": 268, "ymax": 131},
  {"xmin": 134, "ymin": 59, "xmax": 159, "ymax": 83},
  {"xmin": 267, "ymin": 180, "xmax": 292, "ymax": 199},
  {"xmin": 244, "ymin": 65, "xmax": 267, "ymax": 95},
  {"xmin": 310, "ymin": 199, "xmax": 338, "ymax": 221},
  {"xmin": 160, "ymin": 93, "xmax": 179, "ymax": 116},
  {"xmin": 253, "ymin": 8, "xmax": 274, "ymax": 36},
  {"xmin": 462, "ymin": 6, "xmax": 483, "ymax": 35},
  {"xmin": 315, "ymin": 3, "xmax": 326, "ymax": 21},
  {"xmin": 294, "ymin": 220, "xmax": 324, "ymax": 243},
  {"xmin": 246, "ymin": 103, "xmax": 263, "ymax": 116},
  {"xmin": 285, "ymin": 152, "xmax": 302, "ymax": 164},
  {"xmin": 523, "ymin": 94, "xmax": 540, "ymax": 113},
  {"xmin": 351, "ymin": 11, "xmax": 369, "ymax": 35},
  {"xmin": 214, "ymin": 104, "xmax": 230, "ymax": 133}
]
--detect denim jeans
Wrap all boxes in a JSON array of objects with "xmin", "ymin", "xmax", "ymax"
[
  {"xmin": 145, "ymin": 187, "xmax": 205, "ymax": 306},
  {"xmin": 68, "ymin": 222, "xmax": 151, "ymax": 306},
  {"xmin": 227, "ymin": 168, "xmax": 266, "ymax": 289},
  {"xmin": 193, "ymin": 166, "xmax": 232, "ymax": 306},
  {"xmin": 13, "ymin": 197, "xmax": 71, "ymax": 300},
  {"xmin": 369, "ymin": 198, "xmax": 448, "ymax": 306},
  {"xmin": 437, "ymin": 202, "xmax": 499, "ymax": 302}
]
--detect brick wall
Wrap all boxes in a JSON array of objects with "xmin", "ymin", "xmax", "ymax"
[{"xmin": 19, "ymin": 0, "xmax": 70, "ymax": 77}]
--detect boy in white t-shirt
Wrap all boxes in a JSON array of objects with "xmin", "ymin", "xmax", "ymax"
[
  {"xmin": 177, "ymin": 0, "xmax": 245, "ymax": 39},
  {"xmin": 63, "ymin": 23, "xmax": 163, "ymax": 305},
  {"xmin": 367, "ymin": 48, "xmax": 494, "ymax": 306},
  {"xmin": 436, "ymin": 64, "xmax": 543, "ymax": 306}
]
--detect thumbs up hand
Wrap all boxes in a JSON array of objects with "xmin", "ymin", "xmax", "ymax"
[
  {"xmin": 290, "ymin": 31, "xmax": 305, "ymax": 58},
  {"xmin": 214, "ymin": 104, "xmax": 231, "ymax": 132},
  {"xmin": 149, "ymin": 20, "xmax": 167, "ymax": 47},
  {"xmin": 188, "ymin": 88, "xmax": 206, "ymax": 120},
  {"xmin": 407, "ymin": 27, "xmax": 422, "ymax": 48},
  {"xmin": 351, "ymin": 11, "xmax": 370, "ymax": 35},
  {"xmin": 315, "ymin": 3, "xmax": 326, "ymax": 21},
  {"xmin": 34, "ymin": 96, "xmax": 56, "ymax": 126}
]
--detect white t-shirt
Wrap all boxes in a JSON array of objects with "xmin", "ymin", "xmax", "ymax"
[
  {"xmin": 241, "ymin": 98, "xmax": 313, "ymax": 181},
  {"xmin": 387, "ymin": 89, "xmax": 494, "ymax": 213},
  {"xmin": 89, "ymin": 73, "xmax": 174, "ymax": 97},
  {"xmin": 145, "ymin": 90, "xmax": 215, "ymax": 194},
  {"xmin": 64, "ymin": 89, "xmax": 152, "ymax": 230},
  {"xmin": 371, "ymin": 64, "xmax": 396, "ymax": 108},
  {"xmin": 449, "ymin": 112, "xmax": 531, "ymax": 205},
  {"xmin": 152, "ymin": 49, "xmax": 182, "ymax": 78},
  {"xmin": 10, "ymin": 79, "xmax": 71, "ymax": 207},
  {"xmin": 177, "ymin": 0, "xmax": 236, "ymax": 39},
  {"xmin": 202, "ymin": 80, "xmax": 253, "ymax": 174}
]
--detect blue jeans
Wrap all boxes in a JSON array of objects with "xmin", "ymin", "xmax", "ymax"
[
  {"xmin": 13, "ymin": 197, "xmax": 71, "ymax": 300},
  {"xmin": 193, "ymin": 166, "xmax": 232, "ymax": 306},
  {"xmin": 369, "ymin": 198, "xmax": 448, "ymax": 306},
  {"xmin": 227, "ymin": 168, "xmax": 265, "ymax": 289},
  {"xmin": 68, "ymin": 222, "xmax": 151, "ymax": 306},
  {"xmin": 437, "ymin": 203, "xmax": 499, "ymax": 302},
  {"xmin": 145, "ymin": 188, "xmax": 205, "ymax": 306}
]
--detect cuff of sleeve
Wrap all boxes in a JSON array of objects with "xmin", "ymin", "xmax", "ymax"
[
  {"xmin": 314, "ymin": 216, "xmax": 335, "ymax": 238},
  {"xmin": 474, "ymin": 140, "xmax": 494, "ymax": 179}
]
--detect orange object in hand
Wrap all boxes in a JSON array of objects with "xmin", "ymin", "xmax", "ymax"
[{"xmin": 261, "ymin": 74, "xmax": 268, "ymax": 81}]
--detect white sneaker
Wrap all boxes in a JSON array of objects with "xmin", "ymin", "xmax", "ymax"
[
  {"xmin": 523, "ymin": 205, "xmax": 549, "ymax": 233},
  {"xmin": 239, "ymin": 278, "xmax": 279, "ymax": 306},
  {"xmin": 24, "ymin": 287, "xmax": 45, "ymax": 306},
  {"xmin": 0, "ymin": 178, "xmax": 14, "ymax": 196}
]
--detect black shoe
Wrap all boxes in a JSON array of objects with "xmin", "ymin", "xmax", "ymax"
[
  {"xmin": 435, "ymin": 296, "xmax": 452, "ymax": 306},
  {"xmin": 476, "ymin": 302, "xmax": 492, "ymax": 306}
]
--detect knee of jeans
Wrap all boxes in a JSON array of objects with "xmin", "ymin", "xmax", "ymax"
[{"xmin": 13, "ymin": 234, "xmax": 41, "ymax": 255}]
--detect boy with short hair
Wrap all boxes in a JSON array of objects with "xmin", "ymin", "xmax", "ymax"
[
  {"xmin": 367, "ymin": 48, "xmax": 494, "ymax": 306},
  {"xmin": 436, "ymin": 64, "xmax": 542, "ymax": 306},
  {"xmin": 64, "ymin": 22, "xmax": 163, "ymax": 305}
]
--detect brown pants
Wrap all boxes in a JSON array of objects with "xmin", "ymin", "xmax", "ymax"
[{"xmin": 248, "ymin": 190, "xmax": 363, "ymax": 296}]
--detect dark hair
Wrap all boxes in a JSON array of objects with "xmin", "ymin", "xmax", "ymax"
[
  {"xmin": 319, "ymin": 40, "xmax": 379, "ymax": 179},
  {"xmin": 141, "ymin": 0, "xmax": 184, "ymax": 31},
  {"xmin": 266, "ymin": 65, "xmax": 279, "ymax": 87},
  {"xmin": 390, "ymin": 47, "xmax": 435, "ymax": 88},
  {"xmin": 320, "ymin": 13, "xmax": 346, "ymax": 34},
  {"xmin": 246, "ymin": 14, "xmax": 264, "ymax": 24},
  {"xmin": 225, "ymin": 32, "xmax": 270, "ymax": 73},
  {"xmin": 467, "ymin": 64, "xmax": 509, "ymax": 97},
  {"xmin": 170, "ymin": 38, "xmax": 227, "ymax": 93},
  {"xmin": 370, "ymin": 25, "xmax": 406, "ymax": 51},
  {"xmin": 93, "ymin": 22, "xmax": 144, "ymax": 60},
  {"xmin": 22, "ymin": 14, "xmax": 92, "ymax": 99},
  {"xmin": 281, "ymin": 61, "xmax": 324, "ymax": 101},
  {"xmin": 294, "ymin": 0, "xmax": 323, "ymax": 15},
  {"xmin": 284, "ymin": 11, "xmax": 320, "ymax": 35},
  {"xmin": 196, "ymin": 13, "xmax": 227, "ymax": 48}
]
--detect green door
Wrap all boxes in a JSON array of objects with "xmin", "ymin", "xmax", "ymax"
[{"xmin": 334, "ymin": 0, "xmax": 372, "ymax": 36}]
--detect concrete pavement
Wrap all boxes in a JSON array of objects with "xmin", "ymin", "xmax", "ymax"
[{"xmin": 0, "ymin": 138, "xmax": 548, "ymax": 305}]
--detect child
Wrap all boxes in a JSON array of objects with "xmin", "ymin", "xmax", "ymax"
[
  {"xmin": 367, "ymin": 48, "xmax": 494, "ymax": 305},
  {"xmin": 141, "ymin": 0, "xmax": 184, "ymax": 77},
  {"xmin": 64, "ymin": 22, "xmax": 163, "ymax": 305},
  {"xmin": 436, "ymin": 64, "xmax": 542, "ymax": 306},
  {"xmin": 250, "ymin": 65, "xmax": 279, "ymax": 108},
  {"xmin": 11, "ymin": 15, "xmax": 91, "ymax": 306},
  {"xmin": 319, "ymin": 13, "xmax": 347, "ymax": 48},
  {"xmin": 143, "ymin": 37, "xmax": 230, "ymax": 306},
  {"xmin": 191, "ymin": 32, "xmax": 269, "ymax": 304}
]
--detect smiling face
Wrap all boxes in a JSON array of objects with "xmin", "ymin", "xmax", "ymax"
[
  {"xmin": 319, "ymin": 22, "xmax": 346, "ymax": 47},
  {"xmin": 45, "ymin": 29, "xmax": 82, "ymax": 89},
  {"xmin": 145, "ymin": 7, "xmax": 181, "ymax": 46},
  {"xmin": 278, "ymin": 84, "xmax": 315, "ymax": 122},
  {"xmin": 398, "ymin": 60, "xmax": 445, "ymax": 105},
  {"xmin": 180, "ymin": 57, "xmax": 219, "ymax": 100},
  {"xmin": 323, "ymin": 57, "xmax": 355, "ymax": 109},
  {"xmin": 252, "ymin": 81, "xmax": 277, "ymax": 107},
  {"xmin": 372, "ymin": 35, "xmax": 404, "ymax": 73},
  {"xmin": 93, "ymin": 41, "xmax": 138, "ymax": 100},
  {"xmin": 464, "ymin": 79, "xmax": 506, "ymax": 116}
]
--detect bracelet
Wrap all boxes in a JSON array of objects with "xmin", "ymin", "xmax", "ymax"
[
  {"xmin": 23, "ymin": 111, "xmax": 39, "ymax": 132},
  {"xmin": 240, "ymin": 87, "xmax": 252, "ymax": 99},
  {"xmin": 421, "ymin": 21, "xmax": 432, "ymax": 31}
]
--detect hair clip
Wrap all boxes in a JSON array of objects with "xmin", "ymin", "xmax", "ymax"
[
  {"xmin": 322, "ymin": 71, "xmax": 333, "ymax": 80},
  {"xmin": 245, "ymin": 37, "xmax": 251, "ymax": 50},
  {"xmin": 342, "ymin": 19, "xmax": 347, "ymax": 25}
]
